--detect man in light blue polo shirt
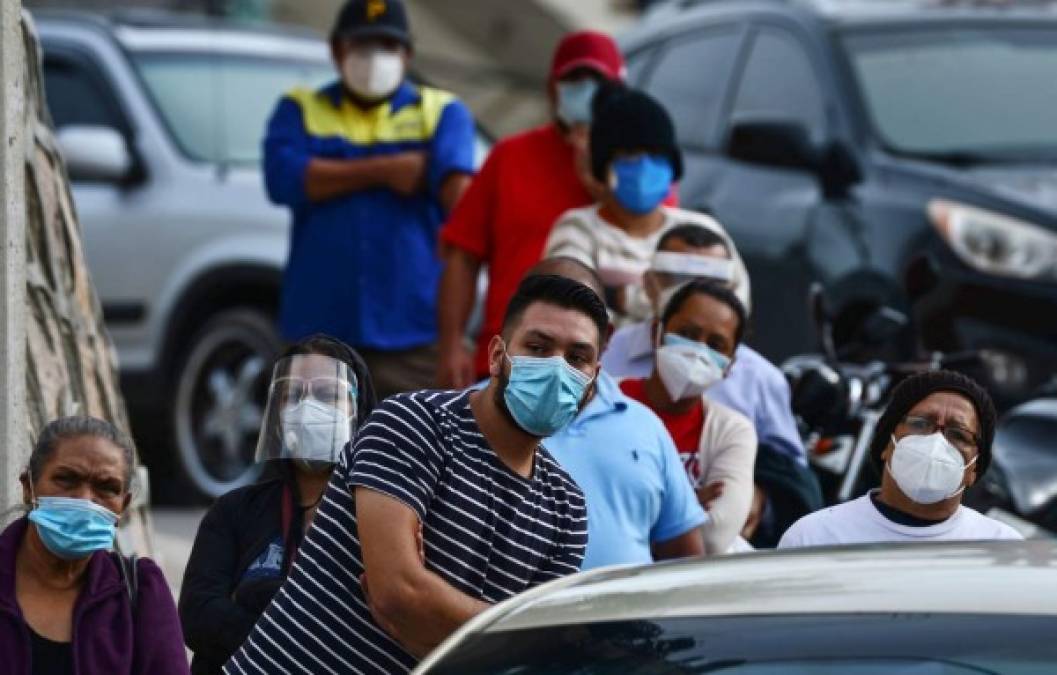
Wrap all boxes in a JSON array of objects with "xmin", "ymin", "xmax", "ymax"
[{"xmin": 528, "ymin": 258, "xmax": 707, "ymax": 569}]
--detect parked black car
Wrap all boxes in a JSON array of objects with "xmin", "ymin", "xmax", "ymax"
[{"xmin": 622, "ymin": 0, "xmax": 1057, "ymax": 407}]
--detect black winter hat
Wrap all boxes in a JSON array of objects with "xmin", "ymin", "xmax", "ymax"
[
  {"xmin": 590, "ymin": 88, "xmax": 683, "ymax": 183},
  {"xmin": 331, "ymin": 0, "xmax": 411, "ymax": 48},
  {"xmin": 869, "ymin": 370, "xmax": 997, "ymax": 477}
]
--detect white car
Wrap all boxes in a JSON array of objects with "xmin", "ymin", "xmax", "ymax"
[
  {"xmin": 415, "ymin": 541, "xmax": 1057, "ymax": 674},
  {"xmin": 36, "ymin": 9, "xmax": 488, "ymax": 503}
]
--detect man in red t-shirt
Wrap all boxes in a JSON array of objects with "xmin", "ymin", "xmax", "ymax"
[{"xmin": 435, "ymin": 31, "xmax": 626, "ymax": 387}]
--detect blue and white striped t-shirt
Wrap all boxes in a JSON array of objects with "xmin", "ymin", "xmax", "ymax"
[{"xmin": 224, "ymin": 389, "xmax": 588, "ymax": 675}]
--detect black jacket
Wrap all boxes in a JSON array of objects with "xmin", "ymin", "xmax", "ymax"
[{"xmin": 179, "ymin": 477, "xmax": 303, "ymax": 675}]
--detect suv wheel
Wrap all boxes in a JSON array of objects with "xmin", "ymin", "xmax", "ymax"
[{"xmin": 173, "ymin": 308, "xmax": 281, "ymax": 500}]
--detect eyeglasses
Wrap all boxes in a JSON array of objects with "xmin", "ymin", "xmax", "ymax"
[
  {"xmin": 899, "ymin": 415, "xmax": 979, "ymax": 453},
  {"xmin": 272, "ymin": 377, "xmax": 355, "ymax": 407}
]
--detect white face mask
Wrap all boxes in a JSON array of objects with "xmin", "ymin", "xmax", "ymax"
[
  {"xmin": 887, "ymin": 432, "xmax": 977, "ymax": 505},
  {"xmin": 341, "ymin": 48, "xmax": 404, "ymax": 102},
  {"xmin": 655, "ymin": 332, "xmax": 730, "ymax": 401},
  {"xmin": 281, "ymin": 399, "xmax": 352, "ymax": 465}
]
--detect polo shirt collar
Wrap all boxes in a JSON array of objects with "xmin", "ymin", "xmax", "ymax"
[
  {"xmin": 576, "ymin": 370, "xmax": 627, "ymax": 424},
  {"xmin": 321, "ymin": 79, "xmax": 419, "ymax": 113},
  {"xmin": 627, "ymin": 321, "xmax": 657, "ymax": 362}
]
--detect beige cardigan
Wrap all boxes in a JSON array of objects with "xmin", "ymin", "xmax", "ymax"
[{"xmin": 697, "ymin": 400, "xmax": 757, "ymax": 555}]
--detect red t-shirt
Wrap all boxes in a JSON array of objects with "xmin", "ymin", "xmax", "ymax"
[
  {"xmin": 620, "ymin": 378, "xmax": 705, "ymax": 484},
  {"xmin": 441, "ymin": 124, "xmax": 594, "ymax": 376}
]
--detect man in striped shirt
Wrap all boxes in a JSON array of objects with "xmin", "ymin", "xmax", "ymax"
[{"xmin": 224, "ymin": 275, "xmax": 605, "ymax": 674}]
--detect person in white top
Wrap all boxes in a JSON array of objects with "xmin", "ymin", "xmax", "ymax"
[
  {"xmin": 617, "ymin": 279, "xmax": 757, "ymax": 554},
  {"xmin": 543, "ymin": 89, "xmax": 750, "ymax": 324},
  {"xmin": 780, "ymin": 370, "xmax": 1023, "ymax": 548}
]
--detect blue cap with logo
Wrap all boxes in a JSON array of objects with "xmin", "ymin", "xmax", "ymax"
[{"xmin": 331, "ymin": 0, "xmax": 411, "ymax": 48}]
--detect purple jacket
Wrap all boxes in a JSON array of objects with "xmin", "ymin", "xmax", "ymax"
[{"xmin": 0, "ymin": 518, "xmax": 190, "ymax": 675}]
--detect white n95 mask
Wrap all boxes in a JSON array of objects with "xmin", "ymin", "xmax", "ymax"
[
  {"xmin": 342, "ymin": 48, "xmax": 404, "ymax": 102},
  {"xmin": 281, "ymin": 399, "xmax": 352, "ymax": 465},
  {"xmin": 887, "ymin": 432, "xmax": 977, "ymax": 504},
  {"xmin": 655, "ymin": 333, "xmax": 730, "ymax": 401}
]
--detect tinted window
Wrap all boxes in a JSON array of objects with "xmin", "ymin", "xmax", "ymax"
[
  {"xmin": 429, "ymin": 614, "xmax": 1057, "ymax": 674},
  {"xmin": 844, "ymin": 27, "xmax": 1057, "ymax": 159},
  {"xmin": 43, "ymin": 55, "xmax": 125, "ymax": 131},
  {"xmin": 731, "ymin": 27, "xmax": 825, "ymax": 140},
  {"xmin": 132, "ymin": 53, "xmax": 332, "ymax": 164},
  {"xmin": 642, "ymin": 27, "xmax": 742, "ymax": 149},
  {"xmin": 624, "ymin": 46, "xmax": 658, "ymax": 87}
]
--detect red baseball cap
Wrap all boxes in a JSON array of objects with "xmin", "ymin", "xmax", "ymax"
[{"xmin": 549, "ymin": 31, "xmax": 626, "ymax": 84}]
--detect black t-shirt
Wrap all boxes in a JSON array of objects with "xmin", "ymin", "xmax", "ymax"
[{"xmin": 30, "ymin": 628, "xmax": 73, "ymax": 675}]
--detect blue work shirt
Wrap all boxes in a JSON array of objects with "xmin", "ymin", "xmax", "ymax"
[
  {"xmin": 602, "ymin": 321, "xmax": 807, "ymax": 465},
  {"xmin": 263, "ymin": 80, "xmax": 475, "ymax": 350},
  {"xmin": 544, "ymin": 372, "xmax": 707, "ymax": 570}
]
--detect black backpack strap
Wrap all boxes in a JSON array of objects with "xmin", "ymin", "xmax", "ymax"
[{"xmin": 111, "ymin": 551, "xmax": 140, "ymax": 620}]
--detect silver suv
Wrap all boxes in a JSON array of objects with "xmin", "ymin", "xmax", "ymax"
[{"xmin": 36, "ymin": 10, "xmax": 337, "ymax": 502}]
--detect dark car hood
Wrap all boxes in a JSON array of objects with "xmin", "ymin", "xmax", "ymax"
[{"xmin": 961, "ymin": 165, "xmax": 1057, "ymax": 213}]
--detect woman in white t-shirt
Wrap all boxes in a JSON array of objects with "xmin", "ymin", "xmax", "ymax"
[
  {"xmin": 542, "ymin": 88, "xmax": 750, "ymax": 324},
  {"xmin": 780, "ymin": 370, "xmax": 1022, "ymax": 548}
]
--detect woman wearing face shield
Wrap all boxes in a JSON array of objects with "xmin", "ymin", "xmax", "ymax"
[
  {"xmin": 780, "ymin": 370, "xmax": 1022, "ymax": 548},
  {"xmin": 0, "ymin": 417, "xmax": 189, "ymax": 674},
  {"xmin": 619, "ymin": 280, "xmax": 758, "ymax": 555},
  {"xmin": 179, "ymin": 335, "xmax": 376, "ymax": 675}
]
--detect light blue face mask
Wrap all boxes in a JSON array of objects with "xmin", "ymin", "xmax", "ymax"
[
  {"xmin": 28, "ymin": 496, "xmax": 118, "ymax": 560},
  {"xmin": 611, "ymin": 154, "xmax": 674, "ymax": 215},
  {"xmin": 503, "ymin": 353, "xmax": 594, "ymax": 437},
  {"xmin": 556, "ymin": 78, "xmax": 599, "ymax": 126},
  {"xmin": 663, "ymin": 332, "xmax": 732, "ymax": 371}
]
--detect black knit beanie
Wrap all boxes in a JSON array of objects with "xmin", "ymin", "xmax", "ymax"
[
  {"xmin": 870, "ymin": 370, "xmax": 997, "ymax": 476},
  {"xmin": 590, "ymin": 88, "xmax": 683, "ymax": 183}
]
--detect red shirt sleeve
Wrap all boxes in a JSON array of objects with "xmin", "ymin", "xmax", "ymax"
[{"xmin": 440, "ymin": 141, "xmax": 503, "ymax": 260}]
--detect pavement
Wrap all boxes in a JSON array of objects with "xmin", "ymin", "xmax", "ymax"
[{"xmin": 151, "ymin": 507, "xmax": 207, "ymax": 599}]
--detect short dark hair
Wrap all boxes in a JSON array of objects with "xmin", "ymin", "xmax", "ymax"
[
  {"xmin": 502, "ymin": 274, "xmax": 609, "ymax": 347},
  {"xmin": 28, "ymin": 416, "xmax": 136, "ymax": 492},
  {"xmin": 658, "ymin": 224, "xmax": 730, "ymax": 255},
  {"xmin": 281, "ymin": 334, "xmax": 378, "ymax": 424},
  {"xmin": 661, "ymin": 279, "xmax": 747, "ymax": 345}
]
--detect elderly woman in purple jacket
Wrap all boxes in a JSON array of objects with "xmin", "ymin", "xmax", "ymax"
[{"xmin": 0, "ymin": 416, "xmax": 189, "ymax": 675}]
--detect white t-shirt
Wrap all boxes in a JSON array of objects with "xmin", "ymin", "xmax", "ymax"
[{"xmin": 779, "ymin": 491, "xmax": 1023, "ymax": 548}]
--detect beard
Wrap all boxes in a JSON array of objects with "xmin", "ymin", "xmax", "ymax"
[{"xmin": 493, "ymin": 366, "xmax": 522, "ymax": 431}]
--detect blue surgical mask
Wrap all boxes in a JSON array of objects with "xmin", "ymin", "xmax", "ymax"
[
  {"xmin": 503, "ymin": 353, "xmax": 594, "ymax": 437},
  {"xmin": 611, "ymin": 155, "xmax": 673, "ymax": 215},
  {"xmin": 28, "ymin": 496, "xmax": 118, "ymax": 560},
  {"xmin": 556, "ymin": 79, "xmax": 599, "ymax": 126}
]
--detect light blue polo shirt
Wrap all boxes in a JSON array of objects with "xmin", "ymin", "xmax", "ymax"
[{"xmin": 544, "ymin": 371, "xmax": 707, "ymax": 570}]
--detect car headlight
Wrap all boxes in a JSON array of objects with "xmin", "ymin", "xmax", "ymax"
[{"xmin": 927, "ymin": 199, "xmax": 1057, "ymax": 280}]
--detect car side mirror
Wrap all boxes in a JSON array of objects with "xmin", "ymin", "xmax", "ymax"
[
  {"xmin": 726, "ymin": 117, "xmax": 817, "ymax": 172},
  {"xmin": 726, "ymin": 117, "xmax": 861, "ymax": 199},
  {"xmin": 56, "ymin": 125, "xmax": 133, "ymax": 183}
]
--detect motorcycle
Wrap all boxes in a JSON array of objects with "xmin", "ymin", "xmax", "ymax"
[{"xmin": 783, "ymin": 285, "xmax": 980, "ymax": 505}]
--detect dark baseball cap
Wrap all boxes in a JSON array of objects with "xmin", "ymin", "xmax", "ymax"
[{"xmin": 331, "ymin": 0, "xmax": 411, "ymax": 48}]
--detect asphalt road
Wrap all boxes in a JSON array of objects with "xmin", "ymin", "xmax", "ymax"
[{"xmin": 151, "ymin": 507, "xmax": 207, "ymax": 598}]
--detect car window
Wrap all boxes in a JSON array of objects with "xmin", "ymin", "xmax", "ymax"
[
  {"xmin": 641, "ymin": 27, "xmax": 743, "ymax": 149},
  {"xmin": 844, "ymin": 26, "xmax": 1057, "ymax": 159},
  {"xmin": 730, "ymin": 27, "xmax": 825, "ymax": 141},
  {"xmin": 624, "ymin": 46, "xmax": 658, "ymax": 87},
  {"xmin": 43, "ymin": 54, "xmax": 127, "ymax": 132},
  {"xmin": 427, "ymin": 614, "xmax": 1057, "ymax": 674},
  {"xmin": 132, "ymin": 53, "xmax": 333, "ymax": 164}
]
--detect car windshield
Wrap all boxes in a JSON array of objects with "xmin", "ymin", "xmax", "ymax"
[
  {"xmin": 132, "ymin": 52, "xmax": 333, "ymax": 164},
  {"xmin": 842, "ymin": 26, "xmax": 1057, "ymax": 163},
  {"xmin": 427, "ymin": 614, "xmax": 1057, "ymax": 674}
]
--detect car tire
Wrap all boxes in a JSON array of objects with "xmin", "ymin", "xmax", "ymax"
[{"xmin": 167, "ymin": 308, "xmax": 282, "ymax": 503}]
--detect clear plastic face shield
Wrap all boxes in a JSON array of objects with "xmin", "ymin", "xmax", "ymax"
[
  {"xmin": 648, "ymin": 252, "xmax": 736, "ymax": 314},
  {"xmin": 255, "ymin": 354, "xmax": 358, "ymax": 470}
]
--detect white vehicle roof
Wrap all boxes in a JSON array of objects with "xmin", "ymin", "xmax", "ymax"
[{"xmin": 415, "ymin": 541, "xmax": 1057, "ymax": 672}]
